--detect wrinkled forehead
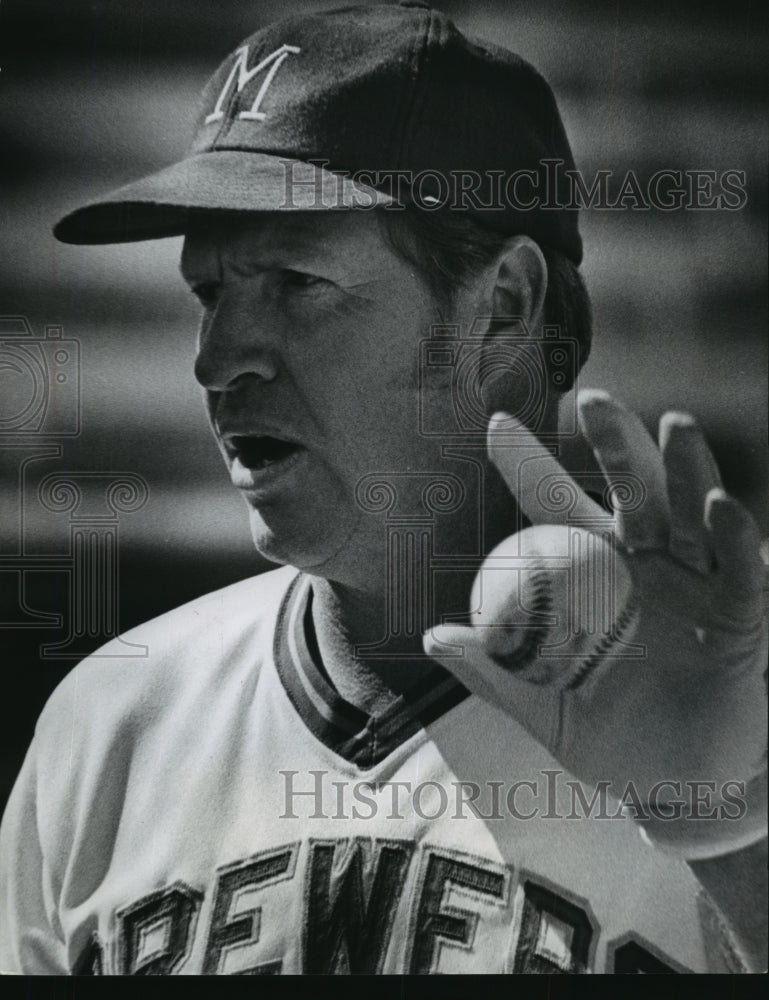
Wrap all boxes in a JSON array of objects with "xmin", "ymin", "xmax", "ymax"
[{"xmin": 179, "ymin": 209, "xmax": 394, "ymax": 280}]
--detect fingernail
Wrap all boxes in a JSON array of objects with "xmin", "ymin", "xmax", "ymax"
[
  {"xmin": 704, "ymin": 488, "xmax": 730, "ymax": 527},
  {"xmin": 489, "ymin": 412, "xmax": 522, "ymax": 436},
  {"xmin": 660, "ymin": 411, "xmax": 697, "ymax": 432},
  {"xmin": 577, "ymin": 388, "xmax": 612, "ymax": 407}
]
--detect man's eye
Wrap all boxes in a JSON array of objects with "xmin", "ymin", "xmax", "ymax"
[
  {"xmin": 192, "ymin": 282, "xmax": 220, "ymax": 308},
  {"xmin": 281, "ymin": 270, "xmax": 328, "ymax": 290}
]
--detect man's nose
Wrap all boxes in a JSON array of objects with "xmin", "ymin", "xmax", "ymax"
[{"xmin": 194, "ymin": 292, "xmax": 278, "ymax": 391}]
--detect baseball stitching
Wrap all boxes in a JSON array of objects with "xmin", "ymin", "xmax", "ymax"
[
  {"xmin": 565, "ymin": 596, "xmax": 640, "ymax": 690},
  {"xmin": 493, "ymin": 562, "xmax": 553, "ymax": 676}
]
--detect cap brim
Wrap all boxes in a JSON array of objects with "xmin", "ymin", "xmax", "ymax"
[{"xmin": 53, "ymin": 151, "xmax": 395, "ymax": 245}]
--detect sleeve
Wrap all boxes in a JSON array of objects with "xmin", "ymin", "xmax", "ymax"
[
  {"xmin": 691, "ymin": 838, "xmax": 769, "ymax": 974},
  {"xmin": 0, "ymin": 737, "xmax": 69, "ymax": 974}
]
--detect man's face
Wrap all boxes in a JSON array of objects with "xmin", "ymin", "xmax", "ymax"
[{"xmin": 181, "ymin": 210, "xmax": 460, "ymax": 582}]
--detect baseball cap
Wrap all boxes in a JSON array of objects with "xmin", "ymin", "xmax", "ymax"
[{"xmin": 53, "ymin": 1, "xmax": 583, "ymax": 264}]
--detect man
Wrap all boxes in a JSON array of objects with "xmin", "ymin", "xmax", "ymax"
[{"xmin": 0, "ymin": 1, "xmax": 766, "ymax": 975}]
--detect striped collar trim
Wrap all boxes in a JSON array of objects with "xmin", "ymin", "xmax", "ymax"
[{"xmin": 273, "ymin": 573, "xmax": 469, "ymax": 769}]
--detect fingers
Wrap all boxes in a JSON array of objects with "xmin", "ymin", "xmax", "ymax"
[
  {"xmin": 487, "ymin": 411, "xmax": 611, "ymax": 529},
  {"xmin": 659, "ymin": 413, "xmax": 723, "ymax": 573},
  {"xmin": 577, "ymin": 390, "xmax": 669, "ymax": 551},
  {"xmin": 706, "ymin": 489, "xmax": 765, "ymax": 628}
]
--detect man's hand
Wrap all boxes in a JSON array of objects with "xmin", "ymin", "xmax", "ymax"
[{"xmin": 424, "ymin": 389, "xmax": 768, "ymax": 859}]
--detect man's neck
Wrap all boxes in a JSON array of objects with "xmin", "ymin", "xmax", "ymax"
[
  {"xmin": 306, "ymin": 476, "xmax": 516, "ymax": 715},
  {"xmin": 308, "ymin": 572, "xmax": 474, "ymax": 715}
]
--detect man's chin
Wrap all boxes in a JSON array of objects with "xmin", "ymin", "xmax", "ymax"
[{"xmin": 247, "ymin": 507, "xmax": 341, "ymax": 572}]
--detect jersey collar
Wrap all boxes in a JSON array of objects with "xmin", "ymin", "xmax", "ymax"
[{"xmin": 273, "ymin": 573, "xmax": 469, "ymax": 769}]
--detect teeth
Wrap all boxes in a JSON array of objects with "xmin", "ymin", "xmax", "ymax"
[{"xmin": 231, "ymin": 435, "xmax": 298, "ymax": 471}]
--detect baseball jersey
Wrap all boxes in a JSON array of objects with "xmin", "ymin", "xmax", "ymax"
[{"xmin": 0, "ymin": 566, "xmax": 748, "ymax": 974}]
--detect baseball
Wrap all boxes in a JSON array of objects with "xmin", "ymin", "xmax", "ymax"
[{"xmin": 470, "ymin": 524, "xmax": 638, "ymax": 689}]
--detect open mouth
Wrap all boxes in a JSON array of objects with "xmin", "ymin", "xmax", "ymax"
[{"xmin": 228, "ymin": 435, "xmax": 302, "ymax": 471}]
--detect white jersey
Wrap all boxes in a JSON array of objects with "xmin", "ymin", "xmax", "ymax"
[{"xmin": 0, "ymin": 567, "xmax": 747, "ymax": 974}]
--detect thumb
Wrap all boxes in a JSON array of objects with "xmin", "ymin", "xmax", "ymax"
[
  {"xmin": 423, "ymin": 624, "xmax": 504, "ymax": 701},
  {"xmin": 424, "ymin": 624, "xmax": 565, "ymax": 753},
  {"xmin": 424, "ymin": 624, "xmax": 541, "ymax": 712}
]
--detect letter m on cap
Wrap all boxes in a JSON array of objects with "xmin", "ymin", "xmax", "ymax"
[{"xmin": 205, "ymin": 43, "xmax": 301, "ymax": 124}]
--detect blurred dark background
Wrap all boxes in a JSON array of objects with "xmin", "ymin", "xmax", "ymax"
[{"xmin": 1, "ymin": 0, "xmax": 767, "ymax": 810}]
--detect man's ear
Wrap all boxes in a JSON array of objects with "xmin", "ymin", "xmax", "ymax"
[
  {"xmin": 488, "ymin": 235, "xmax": 548, "ymax": 335},
  {"xmin": 474, "ymin": 236, "xmax": 556, "ymax": 426}
]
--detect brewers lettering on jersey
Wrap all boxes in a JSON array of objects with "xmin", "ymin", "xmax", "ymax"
[{"xmin": 1, "ymin": 1, "xmax": 766, "ymax": 977}]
